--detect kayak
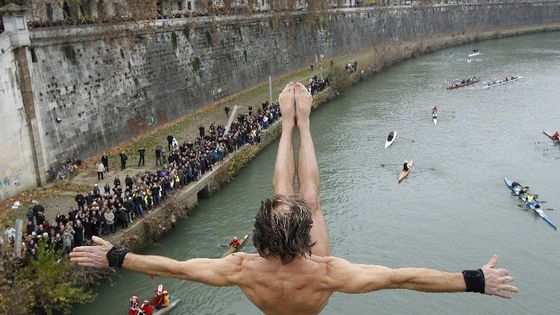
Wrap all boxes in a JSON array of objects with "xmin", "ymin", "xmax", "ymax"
[
  {"xmin": 221, "ymin": 234, "xmax": 249, "ymax": 258},
  {"xmin": 468, "ymin": 52, "xmax": 480, "ymax": 57},
  {"xmin": 153, "ymin": 298, "xmax": 181, "ymax": 315},
  {"xmin": 503, "ymin": 177, "xmax": 557, "ymax": 230},
  {"xmin": 432, "ymin": 113, "xmax": 438, "ymax": 126},
  {"xmin": 543, "ymin": 130, "xmax": 559, "ymax": 144},
  {"xmin": 385, "ymin": 131, "xmax": 397, "ymax": 148},
  {"xmin": 483, "ymin": 76, "xmax": 523, "ymax": 89},
  {"xmin": 398, "ymin": 160, "xmax": 414, "ymax": 183},
  {"xmin": 447, "ymin": 77, "xmax": 480, "ymax": 90}
]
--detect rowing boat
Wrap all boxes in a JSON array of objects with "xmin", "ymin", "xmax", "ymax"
[
  {"xmin": 385, "ymin": 131, "xmax": 397, "ymax": 148},
  {"xmin": 543, "ymin": 130, "xmax": 559, "ymax": 144},
  {"xmin": 503, "ymin": 178, "xmax": 557, "ymax": 230},
  {"xmin": 446, "ymin": 77, "xmax": 480, "ymax": 90},
  {"xmin": 398, "ymin": 160, "xmax": 414, "ymax": 183},
  {"xmin": 221, "ymin": 234, "xmax": 249, "ymax": 258},
  {"xmin": 483, "ymin": 76, "xmax": 522, "ymax": 89},
  {"xmin": 153, "ymin": 298, "xmax": 181, "ymax": 315}
]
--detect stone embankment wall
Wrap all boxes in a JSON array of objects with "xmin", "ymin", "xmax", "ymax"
[
  {"xmin": 1, "ymin": 2, "xmax": 560, "ymax": 200},
  {"xmin": 0, "ymin": 34, "xmax": 37, "ymax": 199}
]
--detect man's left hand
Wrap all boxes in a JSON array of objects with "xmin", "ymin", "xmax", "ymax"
[
  {"xmin": 69, "ymin": 236, "xmax": 113, "ymax": 268},
  {"xmin": 482, "ymin": 254, "xmax": 519, "ymax": 299}
]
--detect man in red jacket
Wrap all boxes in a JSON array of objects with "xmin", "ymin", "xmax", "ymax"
[{"xmin": 140, "ymin": 299, "xmax": 153, "ymax": 315}]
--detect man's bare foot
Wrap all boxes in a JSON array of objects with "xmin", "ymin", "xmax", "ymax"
[
  {"xmin": 278, "ymin": 82, "xmax": 296, "ymax": 127},
  {"xmin": 294, "ymin": 82, "xmax": 313, "ymax": 129}
]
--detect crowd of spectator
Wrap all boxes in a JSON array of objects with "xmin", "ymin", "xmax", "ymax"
[
  {"xmin": 1, "ymin": 100, "xmax": 281, "ymax": 265},
  {"xmin": 308, "ymin": 75, "xmax": 330, "ymax": 95}
]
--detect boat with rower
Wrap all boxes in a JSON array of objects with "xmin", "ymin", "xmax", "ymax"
[
  {"xmin": 398, "ymin": 160, "xmax": 414, "ymax": 183},
  {"xmin": 221, "ymin": 234, "xmax": 249, "ymax": 258},
  {"xmin": 446, "ymin": 77, "xmax": 480, "ymax": 90},
  {"xmin": 503, "ymin": 178, "xmax": 557, "ymax": 230},
  {"xmin": 153, "ymin": 298, "xmax": 181, "ymax": 315},
  {"xmin": 483, "ymin": 75, "xmax": 522, "ymax": 89},
  {"xmin": 385, "ymin": 131, "xmax": 397, "ymax": 148},
  {"xmin": 468, "ymin": 50, "xmax": 481, "ymax": 57},
  {"xmin": 543, "ymin": 130, "xmax": 560, "ymax": 144}
]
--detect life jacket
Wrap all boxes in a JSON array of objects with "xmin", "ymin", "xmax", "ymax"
[{"xmin": 163, "ymin": 294, "xmax": 170, "ymax": 308}]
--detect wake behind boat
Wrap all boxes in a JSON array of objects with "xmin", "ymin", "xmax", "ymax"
[
  {"xmin": 385, "ymin": 131, "xmax": 397, "ymax": 148},
  {"xmin": 483, "ymin": 75, "xmax": 522, "ymax": 88},
  {"xmin": 447, "ymin": 77, "xmax": 480, "ymax": 90},
  {"xmin": 503, "ymin": 177, "xmax": 557, "ymax": 230}
]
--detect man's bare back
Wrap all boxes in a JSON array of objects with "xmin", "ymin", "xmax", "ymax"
[{"xmin": 70, "ymin": 83, "xmax": 517, "ymax": 314}]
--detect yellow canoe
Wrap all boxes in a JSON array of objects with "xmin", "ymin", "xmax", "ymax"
[
  {"xmin": 221, "ymin": 234, "xmax": 249, "ymax": 258},
  {"xmin": 398, "ymin": 160, "xmax": 414, "ymax": 183}
]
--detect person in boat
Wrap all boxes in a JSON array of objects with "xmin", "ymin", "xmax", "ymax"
[
  {"xmin": 230, "ymin": 237, "xmax": 241, "ymax": 249},
  {"xmin": 128, "ymin": 296, "xmax": 141, "ymax": 315},
  {"xmin": 473, "ymin": 49, "xmax": 478, "ymax": 53},
  {"xmin": 140, "ymin": 300, "xmax": 153, "ymax": 315},
  {"xmin": 526, "ymin": 194, "xmax": 536, "ymax": 204},
  {"xmin": 151, "ymin": 284, "xmax": 167, "ymax": 310},
  {"xmin": 162, "ymin": 290, "xmax": 171, "ymax": 308},
  {"xmin": 402, "ymin": 161, "xmax": 409, "ymax": 172},
  {"xmin": 552, "ymin": 131, "xmax": 560, "ymax": 141},
  {"xmin": 387, "ymin": 132, "xmax": 394, "ymax": 142},
  {"xmin": 70, "ymin": 82, "xmax": 518, "ymax": 315},
  {"xmin": 511, "ymin": 182, "xmax": 522, "ymax": 194},
  {"xmin": 432, "ymin": 106, "xmax": 438, "ymax": 114}
]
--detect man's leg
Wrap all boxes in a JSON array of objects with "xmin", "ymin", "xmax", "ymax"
[
  {"xmin": 294, "ymin": 82, "xmax": 331, "ymax": 256},
  {"xmin": 272, "ymin": 83, "xmax": 296, "ymax": 196}
]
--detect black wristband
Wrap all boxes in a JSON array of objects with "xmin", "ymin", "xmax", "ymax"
[
  {"xmin": 106, "ymin": 246, "xmax": 128, "ymax": 268},
  {"xmin": 462, "ymin": 269, "xmax": 485, "ymax": 294}
]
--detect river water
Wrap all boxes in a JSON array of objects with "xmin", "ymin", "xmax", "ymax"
[{"xmin": 73, "ymin": 32, "xmax": 560, "ymax": 315}]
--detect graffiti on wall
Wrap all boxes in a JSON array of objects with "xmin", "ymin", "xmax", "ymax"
[{"xmin": 0, "ymin": 172, "xmax": 23, "ymax": 189}]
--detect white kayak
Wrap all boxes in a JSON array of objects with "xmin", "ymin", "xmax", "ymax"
[
  {"xmin": 432, "ymin": 113, "xmax": 438, "ymax": 126},
  {"xmin": 385, "ymin": 131, "xmax": 397, "ymax": 148},
  {"xmin": 468, "ymin": 52, "xmax": 480, "ymax": 57}
]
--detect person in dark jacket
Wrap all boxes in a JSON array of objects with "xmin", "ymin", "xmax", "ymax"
[
  {"xmin": 138, "ymin": 148, "xmax": 145, "ymax": 167},
  {"xmin": 101, "ymin": 153, "xmax": 109, "ymax": 172},
  {"xmin": 119, "ymin": 152, "xmax": 128, "ymax": 170}
]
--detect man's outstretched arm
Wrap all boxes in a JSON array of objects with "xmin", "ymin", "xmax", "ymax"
[
  {"xmin": 325, "ymin": 254, "xmax": 518, "ymax": 299},
  {"xmin": 70, "ymin": 236, "xmax": 242, "ymax": 287}
]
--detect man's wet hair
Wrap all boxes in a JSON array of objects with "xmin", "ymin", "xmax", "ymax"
[{"xmin": 253, "ymin": 194, "xmax": 314, "ymax": 264}]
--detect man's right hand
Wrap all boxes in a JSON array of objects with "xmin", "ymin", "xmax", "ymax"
[
  {"xmin": 69, "ymin": 236, "xmax": 113, "ymax": 268},
  {"xmin": 481, "ymin": 254, "xmax": 519, "ymax": 299}
]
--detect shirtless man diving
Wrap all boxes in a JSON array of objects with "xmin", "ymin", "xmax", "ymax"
[{"xmin": 70, "ymin": 82, "xmax": 518, "ymax": 314}]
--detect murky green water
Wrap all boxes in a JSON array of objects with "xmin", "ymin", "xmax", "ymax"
[{"xmin": 73, "ymin": 32, "xmax": 560, "ymax": 315}]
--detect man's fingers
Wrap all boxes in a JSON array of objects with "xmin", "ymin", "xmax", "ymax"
[
  {"xmin": 498, "ymin": 276, "xmax": 513, "ymax": 284},
  {"xmin": 485, "ymin": 254, "xmax": 498, "ymax": 268},
  {"xmin": 496, "ymin": 268, "xmax": 509, "ymax": 276},
  {"xmin": 70, "ymin": 256, "xmax": 93, "ymax": 263},
  {"xmin": 71, "ymin": 246, "xmax": 98, "ymax": 253},
  {"xmin": 493, "ymin": 291, "xmax": 512, "ymax": 299},
  {"xmin": 500, "ymin": 284, "xmax": 519, "ymax": 293},
  {"xmin": 92, "ymin": 236, "xmax": 112, "ymax": 247}
]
